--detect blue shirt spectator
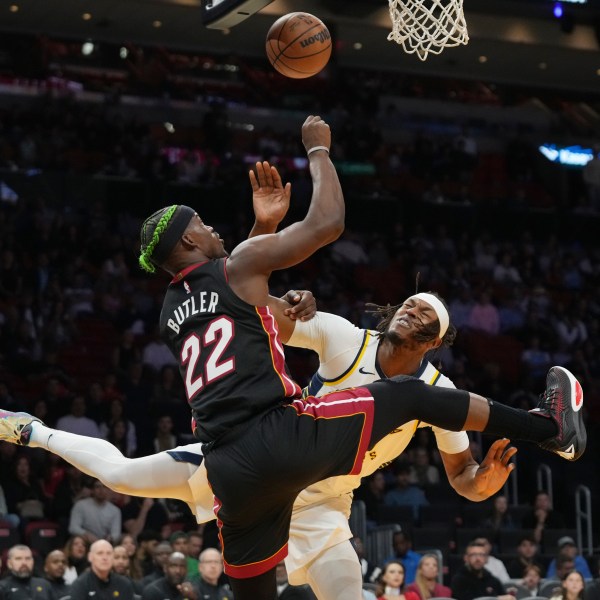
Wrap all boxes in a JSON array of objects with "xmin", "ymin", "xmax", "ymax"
[
  {"xmin": 383, "ymin": 531, "xmax": 422, "ymax": 585},
  {"xmin": 546, "ymin": 536, "xmax": 592, "ymax": 579}
]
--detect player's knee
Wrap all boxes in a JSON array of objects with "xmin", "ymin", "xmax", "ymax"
[{"xmin": 99, "ymin": 465, "xmax": 131, "ymax": 492}]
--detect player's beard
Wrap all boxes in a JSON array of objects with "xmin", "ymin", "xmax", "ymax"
[
  {"xmin": 383, "ymin": 324, "xmax": 435, "ymax": 351},
  {"xmin": 383, "ymin": 328, "xmax": 408, "ymax": 348}
]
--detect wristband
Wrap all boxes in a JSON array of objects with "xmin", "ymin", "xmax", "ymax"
[{"xmin": 307, "ymin": 146, "xmax": 330, "ymax": 156}]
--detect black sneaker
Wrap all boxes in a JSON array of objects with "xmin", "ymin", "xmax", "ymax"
[{"xmin": 531, "ymin": 366, "xmax": 586, "ymax": 461}]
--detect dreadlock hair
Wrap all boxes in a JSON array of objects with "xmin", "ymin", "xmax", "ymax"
[
  {"xmin": 139, "ymin": 204, "xmax": 196, "ymax": 275},
  {"xmin": 365, "ymin": 290, "xmax": 457, "ymax": 347},
  {"xmin": 139, "ymin": 205, "xmax": 178, "ymax": 273}
]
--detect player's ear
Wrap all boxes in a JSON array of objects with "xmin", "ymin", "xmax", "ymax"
[
  {"xmin": 180, "ymin": 232, "xmax": 197, "ymax": 248},
  {"xmin": 430, "ymin": 337, "xmax": 443, "ymax": 351}
]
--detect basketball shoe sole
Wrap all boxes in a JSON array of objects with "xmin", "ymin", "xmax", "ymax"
[{"xmin": 532, "ymin": 366, "xmax": 585, "ymax": 461}]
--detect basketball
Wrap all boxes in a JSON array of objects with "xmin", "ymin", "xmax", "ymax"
[{"xmin": 266, "ymin": 12, "xmax": 332, "ymax": 79}]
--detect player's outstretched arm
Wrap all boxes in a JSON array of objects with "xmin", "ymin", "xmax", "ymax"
[
  {"xmin": 229, "ymin": 116, "xmax": 344, "ymax": 280},
  {"xmin": 441, "ymin": 438, "xmax": 517, "ymax": 502}
]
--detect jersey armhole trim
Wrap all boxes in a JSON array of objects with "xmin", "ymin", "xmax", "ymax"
[
  {"xmin": 323, "ymin": 330, "xmax": 371, "ymax": 386},
  {"xmin": 428, "ymin": 369, "xmax": 441, "ymax": 386}
]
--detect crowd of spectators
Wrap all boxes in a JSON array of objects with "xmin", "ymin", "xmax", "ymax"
[{"xmin": 0, "ymin": 31, "xmax": 599, "ymax": 597}]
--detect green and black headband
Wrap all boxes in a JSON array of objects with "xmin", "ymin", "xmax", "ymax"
[{"xmin": 139, "ymin": 204, "xmax": 195, "ymax": 273}]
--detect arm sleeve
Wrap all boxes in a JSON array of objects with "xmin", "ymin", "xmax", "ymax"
[
  {"xmin": 286, "ymin": 312, "xmax": 367, "ymax": 376},
  {"xmin": 430, "ymin": 374, "xmax": 470, "ymax": 454}
]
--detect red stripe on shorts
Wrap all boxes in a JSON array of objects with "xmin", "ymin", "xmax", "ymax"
[
  {"xmin": 291, "ymin": 386, "xmax": 374, "ymax": 475},
  {"xmin": 223, "ymin": 543, "xmax": 289, "ymax": 578}
]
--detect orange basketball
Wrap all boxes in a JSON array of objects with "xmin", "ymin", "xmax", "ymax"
[{"xmin": 266, "ymin": 12, "xmax": 332, "ymax": 79}]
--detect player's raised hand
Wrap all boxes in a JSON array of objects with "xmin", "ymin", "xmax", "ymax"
[
  {"xmin": 249, "ymin": 161, "xmax": 291, "ymax": 232},
  {"xmin": 302, "ymin": 115, "xmax": 331, "ymax": 155},
  {"xmin": 472, "ymin": 438, "xmax": 517, "ymax": 497}
]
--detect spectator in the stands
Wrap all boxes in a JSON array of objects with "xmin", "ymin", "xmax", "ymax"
[
  {"xmin": 548, "ymin": 570, "xmax": 586, "ymax": 600},
  {"xmin": 122, "ymin": 497, "xmax": 168, "ymax": 540},
  {"xmin": 56, "ymin": 395, "xmax": 102, "ymax": 438},
  {"xmin": 350, "ymin": 535, "xmax": 381, "ymax": 584},
  {"xmin": 520, "ymin": 564, "xmax": 543, "ymax": 597},
  {"xmin": 153, "ymin": 415, "xmax": 178, "ymax": 453},
  {"xmin": 63, "ymin": 535, "xmax": 89, "ymax": 584},
  {"xmin": 473, "ymin": 536, "xmax": 510, "ymax": 584},
  {"xmin": 68, "ymin": 479, "xmax": 122, "ymax": 544},
  {"xmin": 99, "ymin": 399, "xmax": 137, "ymax": 457},
  {"xmin": 142, "ymin": 326, "xmax": 177, "ymax": 373},
  {"xmin": 0, "ymin": 544, "xmax": 53, "ymax": 600},
  {"xmin": 546, "ymin": 537, "xmax": 592, "ymax": 579},
  {"xmin": 493, "ymin": 252, "xmax": 522, "ymax": 286},
  {"xmin": 142, "ymin": 551, "xmax": 196, "ymax": 600},
  {"xmin": 138, "ymin": 534, "xmax": 168, "ymax": 581},
  {"xmin": 111, "ymin": 330, "xmax": 142, "ymax": 378},
  {"xmin": 185, "ymin": 531, "xmax": 203, "ymax": 580},
  {"xmin": 68, "ymin": 539, "xmax": 136, "ymax": 600},
  {"xmin": 117, "ymin": 533, "xmax": 144, "ymax": 580},
  {"xmin": 0, "ymin": 482, "xmax": 20, "ymax": 530},
  {"xmin": 467, "ymin": 289, "xmax": 500, "ymax": 336},
  {"xmin": 479, "ymin": 495, "xmax": 516, "ymax": 544},
  {"xmin": 375, "ymin": 560, "xmax": 419, "ymax": 600},
  {"xmin": 44, "ymin": 549, "xmax": 70, "ymax": 599},
  {"xmin": 113, "ymin": 544, "xmax": 143, "ymax": 592},
  {"xmin": 384, "ymin": 461, "xmax": 429, "ymax": 523},
  {"xmin": 522, "ymin": 491, "xmax": 565, "ymax": 544},
  {"xmin": 407, "ymin": 448, "xmax": 440, "ymax": 487},
  {"xmin": 406, "ymin": 553, "xmax": 452, "ymax": 600},
  {"xmin": 51, "ymin": 463, "xmax": 91, "ymax": 528},
  {"xmin": 384, "ymin": 531, "xmax": 422, "ymax": 585},
  {"xmin": 506, "ymin": 535, "xmax": 545, "ymax": 579},
  {"xmin": 5, "ymin": 454, "xmax": 48, "ymax": 524},
  {"xmin": 451, "ymin": 541, "xmax": 511, "ymax": 600}
]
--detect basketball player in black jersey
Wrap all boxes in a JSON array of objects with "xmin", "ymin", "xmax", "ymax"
[{"xmin": 132, "ymin": 115, "xmax": 584, "ymax": 600}]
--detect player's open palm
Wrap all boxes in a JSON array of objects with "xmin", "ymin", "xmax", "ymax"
[
  {"xmin": 472, "ymin": 438, "xmax": 517, "ymax": 496},
  {"xmin": 249, "ymin": 160, "xmax": 291, "ymax": 229}
]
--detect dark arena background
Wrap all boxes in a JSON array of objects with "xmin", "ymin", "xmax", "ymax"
[{"xmin": 0, "ymin": 0, "xmax": 599, "ymax": 594}]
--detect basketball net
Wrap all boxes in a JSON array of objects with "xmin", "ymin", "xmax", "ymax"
[{"xmin": 387, "ymin": 0, "xmax": 469, "ymax": 61}]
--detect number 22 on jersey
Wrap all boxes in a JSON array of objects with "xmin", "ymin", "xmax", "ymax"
[{"xmin": 181, "ymin": 316, "xmax": 235, "ymax": 401}]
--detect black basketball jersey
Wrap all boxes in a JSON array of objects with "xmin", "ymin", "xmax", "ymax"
[{"xmin": 159, "ymin": 258, "xmax": 301, "ymax": 443}]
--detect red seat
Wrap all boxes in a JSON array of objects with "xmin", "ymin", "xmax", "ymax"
[
  {"xmin": 24, "ymin": 521, "xmax": 64, "ymax": 558},
  {"xmin": 0, "ymin": 520, "xmax": 20, "ymax": 552}
]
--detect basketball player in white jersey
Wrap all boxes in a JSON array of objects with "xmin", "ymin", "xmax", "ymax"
[{"xmin": 275, "ymin": 291, "xmax": 517, "ymax": 599}]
